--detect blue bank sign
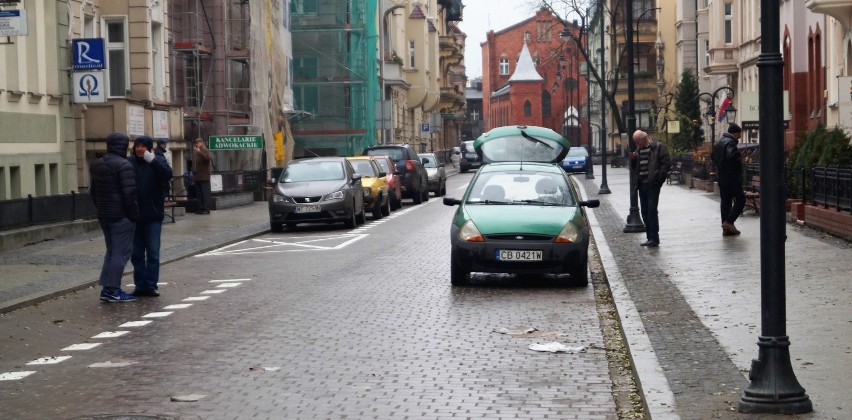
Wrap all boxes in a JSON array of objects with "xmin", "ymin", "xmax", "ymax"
[{"xmin": 72, "ymin": 38, "xmax": 105, "ymax": 70}]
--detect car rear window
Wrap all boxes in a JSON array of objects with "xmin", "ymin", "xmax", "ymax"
[
  {"xmin": 366, "ymin": 148, "xmax": 405, "ymax": 161},
  {"xmin": 281, "ymin": 161, "xmax": 344, "ymax": 182},
  {"xmin": 349, "ymin": 160, "xmax": 378, "ymax": 177}
]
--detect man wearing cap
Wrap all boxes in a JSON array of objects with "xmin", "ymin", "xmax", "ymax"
[
  {"xmin": 712, "ymin": 123, "xmax": 745, "ymax": 236},
  {"xmin": 155, "ymin": 138, "xmax": 168, "ymax": 158}
]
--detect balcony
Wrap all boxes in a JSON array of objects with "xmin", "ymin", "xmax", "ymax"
[
  {"xmin": 381, "ymin": 61, "xmax": 406, "ymax": 86},
  {"xmin": 805, "ymin": 0, "xmax": 852, "ymax": 30}
]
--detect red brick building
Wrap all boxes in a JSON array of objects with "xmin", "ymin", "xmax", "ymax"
[{"xmin": 481, "ymin": 9, "xmax": 588, "ymax": 145}]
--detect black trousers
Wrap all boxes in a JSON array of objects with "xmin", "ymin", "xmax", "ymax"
[
  {"xmin": 194, "ymin": 181, "xmax": 211, "ymax": 211},
  {"xmin": 718, "ymin": 177, "xmax": 745, "ymax": 224}
]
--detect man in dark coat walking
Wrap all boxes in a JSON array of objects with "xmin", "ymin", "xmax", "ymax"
[
  {"xmin": 712, "ymin": 123, "xmax": 745, "ymax": 236},
  {"xmin": 89, "ymin": 132, "xmax": 138, "ymax": 302},
  {"xmin": 128, "ymin": 135, "xmax": 173, "ymax": 296}
]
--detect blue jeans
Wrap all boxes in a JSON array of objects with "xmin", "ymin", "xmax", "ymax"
[
  {"xmin": 637, "ymin": 182, "xmax": 661, "ymax": 243},
  {"xmin": 98, "ymin": 218, "xmax": 135, "ymax": 289},
  {"xmin": 131, "ymin": 221, "xmax": 163, "ymax": 291}
]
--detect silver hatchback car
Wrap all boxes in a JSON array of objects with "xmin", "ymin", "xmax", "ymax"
[{"xmin": 418, "ymin": 153, "xmax": 447, "ymax": 196}]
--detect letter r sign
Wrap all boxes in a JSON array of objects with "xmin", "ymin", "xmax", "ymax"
[{"xmin": 72, "ymin": 38, "xmax": 105, "ymax": 70}]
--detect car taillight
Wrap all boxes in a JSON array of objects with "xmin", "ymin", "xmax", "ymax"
[{"xmin": 405, "ymin": 160, "xmax": 416, "ymax": 173}]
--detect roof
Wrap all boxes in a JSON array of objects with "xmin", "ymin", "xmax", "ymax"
[{"xmin": 508, "ymin": 43, "xmax": 543, "ymax": 82}]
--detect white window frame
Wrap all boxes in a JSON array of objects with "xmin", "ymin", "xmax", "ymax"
[
  {"xmin": 151, "ymin": 22, "xmax": 165, "ymax": 101},
  {"xmin": 408, "ymin": 40, "xmax": 416, "ymax": 68},
  {"xmin": 704, "ymin": 40, "xmax": 710, "ymax": 68},
  {"xmin": 103, "ymin": 16, "xmax": 129, "ymax": 98},
  {"xmin": 724, "ymin": 2, "xmax": 733, "ymax": 45},
  {"xmin": 83, "ymin": 14, "xmax": 95, "ymax": 38},
  {"xmin": 499, "ymin": 58, "xmax": 509, "ymax": 75}
]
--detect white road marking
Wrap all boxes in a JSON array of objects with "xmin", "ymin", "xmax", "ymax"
[
  {"xmin": 0, "ymin": 371, "xmax": 36, "ymax": 380},
  {"xmin": 163, "ymin": 304, "xmax": 192, "ymax": 310},
  {"xmin": 142, "ymin": 311, "xmax": 173, "ymax": 318},
  {"xmin": 183, "ymin": 296, "xmax": 210, "ymax": 301},
  {"xmin": 210, "ymin": 278, "xmax": 251, "ymax": 282},
  {"xmin": 119, "ymin": 320, "xmax": 153, "ymax": 327},
  {"xmin": 92, "ymin": 331, "xmax": 129, "ymax": 339},
  {"xmin": 89, "ymin": 361, "xmax": 138, "ymax": 368},
  {"xmin": 62, "ymin": 343, "xmax": 101, "ymax": 351},
  {"xmin": 200, "ymin": 289, "xmax": 226, "ymax": 294},
  {"xmin": 215, "ymin": 283, "xmax": 241, "ymax": 288},
  {"xmin": 27, "ymin": 356, "xmax": 72, "ymax": 365}
]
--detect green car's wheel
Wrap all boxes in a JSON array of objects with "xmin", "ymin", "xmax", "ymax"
[{"xmin": 450, "ymin": 258, "xmax": 470, "ymax": 286}]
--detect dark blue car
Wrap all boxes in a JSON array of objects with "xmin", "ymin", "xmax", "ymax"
[{"xmin": 559, "ymin": 147, "xmax": 589, "ymax": 173}]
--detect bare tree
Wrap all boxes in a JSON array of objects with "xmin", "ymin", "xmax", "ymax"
[{"xmin": 537, "ymin": 0, "xmax": 631, "ymax": 135}]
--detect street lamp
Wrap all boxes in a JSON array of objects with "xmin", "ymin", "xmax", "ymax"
[
  {"xmin": 597, "ymin": 0, "xmax": 610, "ymax": 195},
  {"xmin": 622, "ymin": 0, "xmax": 643, "ymax": 233},
  {"xmin": 696, "ymin": 86, "xmax": 736, "ymax": 147},
  {"xmin": 737, "ymin": 0, "xmax": 811, "ymax": 413}
]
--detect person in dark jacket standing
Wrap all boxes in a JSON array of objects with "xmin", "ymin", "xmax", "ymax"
[
  {"xmin": 128, "ymin": 136, "xmax": 173, "ymax": 296},
  {"xmin": 192, "ymin": 137, "xmax": 213, "ymax": 214},
  {"xmin": 89, "ymin": 132, "xmax": 138, "ymax": 302},
  {"xmin": 712, "ymin": 123, "xmax": 745, "ymax": 236},
  {"xmin": 630, "ymin": 130, "xmax": 672, "ymax": 248}
]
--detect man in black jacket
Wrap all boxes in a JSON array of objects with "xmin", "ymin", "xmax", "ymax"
[
  {"xmin": 630, "ymin": 130, "xmax": 672, "ymax": 247},
  {"xmin": 712, "ymin": 123, "xmax": 745, "ymax": 236},
  {"xmin": 128, "ymin": 136, "xmax": 173, "ymax": 296},
  {"xmin": 89, "ymin": 132, "xmax": 138, "ymax": 302}
]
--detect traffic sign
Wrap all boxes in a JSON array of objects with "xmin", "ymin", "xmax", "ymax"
[
  {"xmin": 421, "ymin": 123, "xmax": 430, "ymax": 133},
  {"xmin": 72, "ymin": 38, "xmax": 105, "ymax": 70}
]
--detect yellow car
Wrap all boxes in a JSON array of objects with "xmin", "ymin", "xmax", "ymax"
[{"xmin": 346, "ymin": 156, "xmax": 391, "ymax": 219}]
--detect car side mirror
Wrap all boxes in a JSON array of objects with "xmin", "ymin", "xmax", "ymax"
[
  {"xmin": 421, "ymin": 158, "xmax": 430, "ymax": 164},
  {"xmin": 580, "ymin": 199, "xmax": 600, "ymax": 208},
  {"xmin": 266, "ymin": 178, "xmax": 277, "ymax": 186},
  {"xmin": 352, "ymin": 175, "xmax": 362, "ymax": 184},
  {"xmin": 378, "ymin": 171, "xmax": 386, "ymax": 177},
  {"xmin": 443, "ymin": 197, "xmax": 460, "ymax": 206}
]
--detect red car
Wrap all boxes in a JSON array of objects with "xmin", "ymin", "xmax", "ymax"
[{"xmin": 372, "ymin": 155, "xmax": 403, "ymax": 210}]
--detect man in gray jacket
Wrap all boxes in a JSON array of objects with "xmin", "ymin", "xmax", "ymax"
[
  {"xmin": 630, "ymin": 130, "xmax": 671, "ymax": 247},
  {"xmin": 89, "ymin": 132, "xmax": 138, "ymax": 302}
]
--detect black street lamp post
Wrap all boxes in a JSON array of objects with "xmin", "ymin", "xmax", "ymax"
[
  {"xmin": 583, "ymin": 60, "xmax": 595, "ymax": 179},
  {"xmin": 622, "ymin": 0, "xmax": 642, "ymax": 233},
  {"xmin": 696, "ymin": 86, "xmax": 737, "ymax": 148},
  {"xmin": 597, "ymin": 0, "xmax": 610, "ymax": 194},
  {"xmin": 738, "ymin": 0, "xmax": 812, "ymax": 414}
]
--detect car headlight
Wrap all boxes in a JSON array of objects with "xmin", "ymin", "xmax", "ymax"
[
  {"xmin": 272, "ymin": 194, "xmax": 291, "ymax": 203},
  {"xmin": 363, "ymin": 187, "xmax": 372, "ymax": 197},
  {"xmin": 555, "ymin": 222, "xmax": 580, "ymax": 243},
  {"xmin": 458, "ymin": 220, "xmax": 485, "ymax": 242},
  {"xmin": 326, "ymin": 190, "xmax": 345, "ymax": 200}
]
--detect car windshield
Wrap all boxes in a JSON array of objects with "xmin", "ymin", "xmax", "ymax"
[
  {"xmin": 349, "ymin": 160, "xmax": 378, "ymax": 177},
  {"xmin": 281, "ymin": 161, "xmax": 344, "ymax": 182},
  {"xmin": 567, "ymin": 147, "xmax": 588, "ymax": 157},
  {"xmin": 478, "ymin": 134, "xmax": 564, "ymax": 163},
  {"xmin": 366, "ymin": 148, "xmax": 405, "ymax": 161},
  {"xmin": 419, "ymin": 154, "xmax": 439, "ymax": 168},
  {"xmin": 466, "ymin": 172, "xmax": 576, "ymax": 206}
]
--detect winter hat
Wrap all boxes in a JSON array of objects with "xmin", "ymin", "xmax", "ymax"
[
  {"xmin": 157, "ymin": 138, "xmax": 168, "ymax": 145},
  {"xmin": 727, "ymin": 123, "xmax": 742, "ymax": 134},
  {"xmin": 134, "ymin": 135, "xmax": 154, "ymax": 150}
]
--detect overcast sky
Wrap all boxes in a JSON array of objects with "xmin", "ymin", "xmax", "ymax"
[{"xmin": 459, "ymin": 2, "xmax": 540, "ymax": 80}]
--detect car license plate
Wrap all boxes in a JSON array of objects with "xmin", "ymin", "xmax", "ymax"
[
  {"xmin": 573, "ymin": 165, "xmax": 583, "ymax": 169},
  {"xmin": 496, "ymin": 250, "xmax": 543, "ymax": 261},
  {"xmin": 295, "ymin": 205, "xmax": 320, "ymax": 213}
]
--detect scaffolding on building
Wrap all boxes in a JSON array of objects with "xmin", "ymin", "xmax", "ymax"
[
  {"xmin": 290, "ymin": 1, "xmax": 377, "ymax": 157},
  {"xmin": 170, "ymin": 0, "xmax": 256, "ymax": 142}
]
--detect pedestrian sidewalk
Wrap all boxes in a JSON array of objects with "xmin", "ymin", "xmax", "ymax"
[
  {"xmin": 576, "ymin": 165, "xmax": 851, "ymax": 419},
  {"xmin": 0, "ymin": 203, "xmax": 270, "ymax": 314}
]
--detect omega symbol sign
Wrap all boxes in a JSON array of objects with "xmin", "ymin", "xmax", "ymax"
[{"xmin": 73, "ymin": 71, "xmax": 106, "ymax": 103}]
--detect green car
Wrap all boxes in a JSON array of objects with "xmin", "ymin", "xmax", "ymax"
[{"xmin": 443, "ymin": 125, "xmax": 600, "ymax": 286}]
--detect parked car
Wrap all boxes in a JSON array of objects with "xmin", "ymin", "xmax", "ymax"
[
  {"xmin": 418, "ymin": 152, "xmax": 447, "ymax": 196},
  {"xmin": 362, "ymin": 144, "xmax": 429, "ymax": 204},
  {"xmin": 458, "ymin": 140, "xmax": 482, "ymax": 173},
  {"xmin": 268, "ymin": 157, "xmax": 365, "ymax": 231},
  {"xmin": 372, "ymin": 155, "xmax": 403, "ymax": 210},
  {"xmin": 443, "ymin": 125, "xmax": 600, "ymax": 286},
  {"xmin": 559, "ymin": 147, "xmax": 589, "ymax": 173},
  {"xmin": 346, "ymin": 156, "xmax": 391, "ymax": 219}
]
